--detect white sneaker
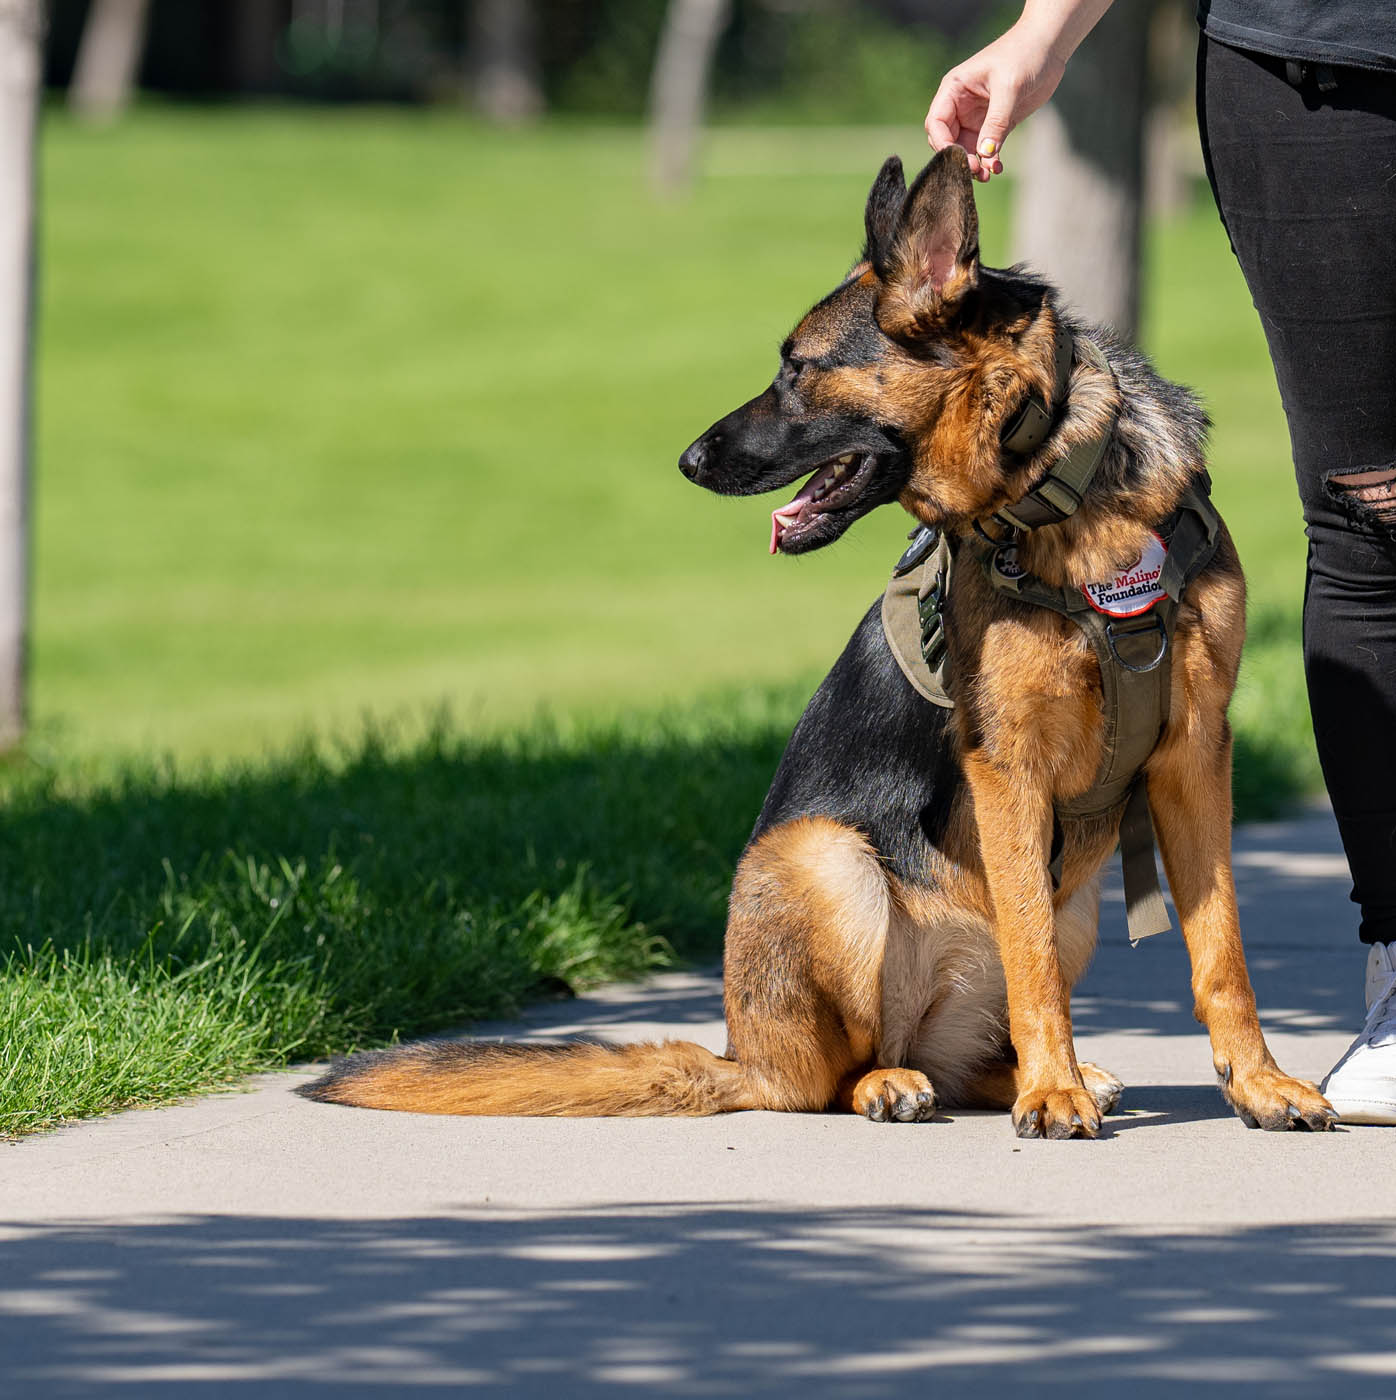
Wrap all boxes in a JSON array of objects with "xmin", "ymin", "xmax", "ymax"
[{"xmin": 1322, "ymin": 942, "xmax": 1396, "ymax": 1125}]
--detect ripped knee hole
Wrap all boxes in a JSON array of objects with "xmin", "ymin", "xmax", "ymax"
[{"xmin": 1325, "ymin": 464, "xmax": 1396, "ymax": 535}]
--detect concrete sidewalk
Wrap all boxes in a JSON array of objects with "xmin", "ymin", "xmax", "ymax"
[{"xmin": 4, "ymin": 807, "xmax": 1395, "ymax": 1396}]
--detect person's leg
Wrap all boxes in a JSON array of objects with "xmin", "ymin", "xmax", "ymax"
[
  {"xmin": 1197, "ymin": 35, "xmax": 1396, "ymax": 1120},
  {"xmin": 1197, "ymin": 36, "xmax": 1396, "ymax": 948}
]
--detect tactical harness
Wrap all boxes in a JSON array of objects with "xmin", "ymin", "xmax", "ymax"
[{"xmin": 880, "ymin": 327, "xmax": 1223, "ymax": 945}]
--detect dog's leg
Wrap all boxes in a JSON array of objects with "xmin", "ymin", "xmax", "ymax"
[
  {"xmin": 1147, "ymin": 728, "xmax": 1336, "ymax": 1131},
  {"xmin": 724, "ymin": 818, "xmax": 914, "ymax": 1116},
  {"xmin": 964, "ymin": 756, "xmax": 1104, "ymax": 1138}
]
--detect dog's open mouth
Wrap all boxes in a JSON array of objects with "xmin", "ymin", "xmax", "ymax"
[{"xmin": 768, "ymin": 453, "xmax": 876, "ymax": 554}]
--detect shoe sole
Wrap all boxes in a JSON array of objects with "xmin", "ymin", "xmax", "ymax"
[{"xmin": 1326, "ymin": 1099, "xmax": 1396, "ymax": 1125}]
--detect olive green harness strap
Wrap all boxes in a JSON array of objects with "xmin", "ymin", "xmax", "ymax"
[
  {"xmin": 882, "ymin": 480, "xmax": 1222, "ymax": 945},
  {"xmin": 993, "ymin": 334, "xmax": 1115, "ymax": 534}
]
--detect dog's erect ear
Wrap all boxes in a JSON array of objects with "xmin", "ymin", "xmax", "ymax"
[
  {"xmin": 862, "ymin": 156, "xmax": 906, "ymax": 276},
  {"xmin": 876, "ymin": 146, "xmax": 980, "ymax": 341}
]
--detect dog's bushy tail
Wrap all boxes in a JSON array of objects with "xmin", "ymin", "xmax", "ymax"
[{"xmin": 297, "ymin": 1038, "xmax": 758, "ymax": 1117}]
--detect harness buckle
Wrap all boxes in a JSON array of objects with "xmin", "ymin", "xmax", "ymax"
[
  {"xmin": 918, "ymin": 572, "xmax": 947, "ymax": 665},
  {"xmin": 1030, "ymin": 475, "xmax": 1084, "ymax": 521},
  {"xmin": 1105, "ymin": 614, "xmax": 1168, "ymax": 674}
]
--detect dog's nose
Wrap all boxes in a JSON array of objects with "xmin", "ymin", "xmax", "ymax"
[
  {"xmin": 678, "ymin": 437, "xmax": 707, "ymax": 480},
  {"xmin": 679, "ymin": 430, "xmax": 724, "ymax": 481}
]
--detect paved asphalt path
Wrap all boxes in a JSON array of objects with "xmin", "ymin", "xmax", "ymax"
[{"xmin": 5, "ymin": 806, "xmax": 1395, "ymax": 1397}]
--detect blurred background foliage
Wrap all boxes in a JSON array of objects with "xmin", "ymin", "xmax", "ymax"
[
  {"xmin": 551, "ymin": 0, "xmax": 964, "ymax": 122},
  {"xmin": 41, "ymin": 0, "xmax": 988, "ymax": 118}
]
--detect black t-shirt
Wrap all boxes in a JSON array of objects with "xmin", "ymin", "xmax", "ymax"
[{"xmin": 1197, "ymin": 1, "xmax": 1396, "ymax": 73}]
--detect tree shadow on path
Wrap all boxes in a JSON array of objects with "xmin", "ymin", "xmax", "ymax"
[{"xmin": 3, "ymin": 1206, "xmax": 1393, "ymax": 1398}]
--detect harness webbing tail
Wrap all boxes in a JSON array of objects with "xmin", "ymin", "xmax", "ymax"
[{"xmin": 1120, "ymin": 779, "xmax": 1171, "ymax": 941}]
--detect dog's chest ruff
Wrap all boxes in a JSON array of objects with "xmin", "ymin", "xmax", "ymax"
[{"xmin": 880, "ymin": 337, "xmax": 1223, "ymax": 944}]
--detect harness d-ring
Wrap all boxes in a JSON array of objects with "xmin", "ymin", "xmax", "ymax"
[{"xmin": 1105, "ymin": 614, "xmax": 1168, "ymax": 673}]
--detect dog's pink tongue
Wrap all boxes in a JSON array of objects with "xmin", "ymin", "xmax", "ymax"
[{"xmin": 767, "ymin": 476, "xmax": 821, "ymax": 555}]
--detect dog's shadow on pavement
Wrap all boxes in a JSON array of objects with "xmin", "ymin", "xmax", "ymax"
[
  {"xmin": 1105, "ymin": 1084, "xmax": 1238, "ymax": 1131},
  {"xmin": 2, "ymin": 1205, "xmax": 1392, "ymax": 1398},
  {"xmin": 940, "ymin": 1086, "xmax": 1234, "ymax": 1137}
]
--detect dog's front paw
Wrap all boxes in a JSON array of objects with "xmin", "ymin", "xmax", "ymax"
[
  {"xmin": 1217, "ymin": 1062, "xmax": 1337, "ymax": 1131},
  {"xmin": 1012, "ymin": 1085, "xmax": 1103, "ymax": 1140},
  {"xmin": 1078, "ymin": 1061, "xmax": 1124, "ymax": 1116},
  {"xmin": 852, "ymin": 1068, "xmax": 936, "ymax": 1123}
]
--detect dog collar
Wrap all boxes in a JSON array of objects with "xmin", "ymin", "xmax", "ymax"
[
  {"xmin": 999, "ymin": 320, "xmax": 1075, "ymax": 457},
  {"xmin": 985, "ymin": 328, "xmax": 1118, "ymax": 537}
]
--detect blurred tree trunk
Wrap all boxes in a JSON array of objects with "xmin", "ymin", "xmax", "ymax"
[
  {"xmin": 471, "ymin": 0, "xmax": 543, "ymax": 125},
  {"xmin": 229, "ymin": 0, "xmax": 284, "ymax": 96},
  {"xmin": 0, "ymin": 0, "xmax": 40, "ymax": 751},
  {"xmin": 69, "ymin": 0, "xmax": 150, "ymax": 123},
  {"xmin": 1012, "ymin": 3, "xmax": 1152, "ymax": 341},
  {"xmin": 1145, "ymin": 0, "xmax": 1196, "ymax": 221},
  {"xmin": 648, "ymin": 0, "xmax": 730, "ymax": 196}
]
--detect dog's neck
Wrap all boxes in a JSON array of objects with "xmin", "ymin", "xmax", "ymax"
[{"xmin": 979, "ymin": 322, "xmax": 1203, "ymax": 590}]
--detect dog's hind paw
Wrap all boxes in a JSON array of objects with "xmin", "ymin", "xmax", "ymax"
[
  {"xmin": 1079, "ymin": 1061, "xmax": 1124, "ymax": 1116},
  {"xmin": 851, "ymin": 1068, "xmax": 937, "ymax": 1123}
]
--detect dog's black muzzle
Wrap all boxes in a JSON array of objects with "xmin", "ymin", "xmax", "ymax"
[
  {"xmin": 679, "ymin": 397, "xmax": 911, "ymax": 555},
  {"xmin": 678, "ymin": 390, "xmax": 805, "ymax": 497},
  {"xmin": 680, "ymin": 392, "xmax": 906, "ymax": 498}
]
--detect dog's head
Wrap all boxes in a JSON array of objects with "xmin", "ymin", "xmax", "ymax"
[{"xmin": 679, "ymin": 146, "xmax": 1059, "ymax": 554}]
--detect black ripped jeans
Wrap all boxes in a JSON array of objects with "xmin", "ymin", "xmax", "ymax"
[{"xmin": 1198, "ymin": 35, "xmax": 1396, "ymax": 945}]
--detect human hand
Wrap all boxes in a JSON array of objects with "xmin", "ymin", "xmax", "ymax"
[
  {"xmin": 926, "ymin": 2, "xmax": 1113, "ymax": 181},
  {"xmin": 925, "ymin": 27, "xmax": 1065, "ymax": 181}
]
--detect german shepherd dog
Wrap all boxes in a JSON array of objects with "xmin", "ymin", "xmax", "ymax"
[{"xmin": 303, "ymin": 148, "xmax": 1334, "ymax": 1138}]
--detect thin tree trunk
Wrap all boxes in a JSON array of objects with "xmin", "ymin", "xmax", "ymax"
[
  {"xmin": 0, "ymin": 0, "xmax": 40, "ymax": 751},
  {"xmin": 229, "ymin": 0, "xmax": 284, "ymax": 96},
  {"xmin": 1012, "ymin": 3, "xmax": 1152, "ymax": 341},
  {"xmin": 1145, "ymin": 0, "xmax": 1195, "ymax": 220},
  {"xmin": 69, "ymin": 0, "xmax": 150, "ymax": 123},
  {"xmin": 648, "ymin": 0, "xmax": 730, "ymax": 196},
  {"xmin": 471, "ymin": 0, "xmax": 543, "ymax": 126}
]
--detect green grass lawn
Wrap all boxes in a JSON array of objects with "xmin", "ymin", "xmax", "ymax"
[{"xmin": 1, "ymin": 109, "xmax": 1320, "ymax": 1135}]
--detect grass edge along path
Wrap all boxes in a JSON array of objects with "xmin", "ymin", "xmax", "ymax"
[{"xmin": 2, "ymin": 649, "xmax": 1319, "ymax": 1140}]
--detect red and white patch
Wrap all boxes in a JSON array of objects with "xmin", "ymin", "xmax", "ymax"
[{"xmin": 1082, "ymin": 531, "xmax": 1168, "ymax": 617}]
